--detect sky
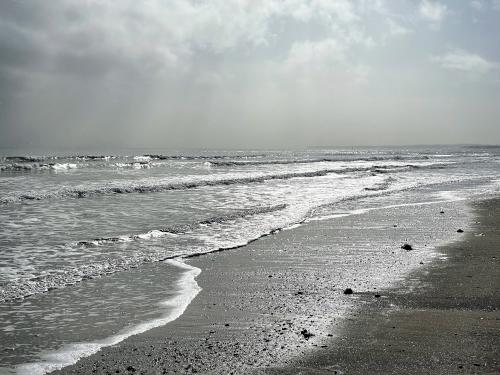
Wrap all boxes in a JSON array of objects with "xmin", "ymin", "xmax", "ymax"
[{"xmin": 0, "ymin": 0, "xmax": 499, "ymax": 149}]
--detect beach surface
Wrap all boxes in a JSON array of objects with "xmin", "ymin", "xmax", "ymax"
[
  {"xmin": 50, "ymin": 197, "xmax": 499, "ymax": 374},
  {"xmin": 272, "ymin": 197, "xmax": 500, "ymax": 374}
]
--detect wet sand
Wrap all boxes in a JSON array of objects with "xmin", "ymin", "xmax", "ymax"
[
  {"xmin": 52, "ymin": 198, "xmax": 499, "ymax": 374},
  {"xmin": 271, "ymin": 198, "xmax": 500, "ymax": 374}
]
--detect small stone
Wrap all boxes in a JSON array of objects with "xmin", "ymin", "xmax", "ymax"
[
  {"xmin": 126, "ymin": 366, "xmax": 136, "ymax": 373},
  {"xmin": 343, "ymin": 288, "xmax": 353, "ymax": 295},
  {"xmin": 300, "ymin": 329, "xmax": 314, "ymax": 339},
  {"xmin": 374, "ymin": 294, "xmax": 381, "ymax": 298},
  {"xmin": 440, "ymin": 211, "xmax": 444, "ymax": 214},
  {"xmin": 401, "ymin": 243, "xmax": 413, "ymax": 250},
  {"xmin": 224, "ymin": 323, "xmax": 230, "ymax": 327},
  {"xmin": 457, "ymin": 229, "xmax": 464, "ymax": 233}
]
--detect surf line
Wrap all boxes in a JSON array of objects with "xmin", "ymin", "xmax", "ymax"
[{"xmin": 16, "ymin": 258, "xmax": 201, "ymax": 375}]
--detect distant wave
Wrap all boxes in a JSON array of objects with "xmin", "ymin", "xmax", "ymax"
[
  {"xmin": 0, "ymin": 163, "xmax": 79, "ymax": 172},
  {"xmin": 4, "ymin": 156, "xmax": 47, "ymax": 162},
  {"xmin": 207, "ymin": 155, "xmax": 432, "ymax": 167},
  {"xmin": 1, "ymin": 153, "xmax": 264, "ymax": 163},
  {"xmin": 143, "ymin": 153, "xmax": 265, "ymax": 160},
  {"xmin": 2, "ymin": 155, "xmax": 113, "ymax": 162},
  {"xmin": 371, "ymin": 163, "xmax": 451, "ymax": 173},
  {"xmin": 0, "ymin": 161, "xmax": 153, "ymax": 172},
  {"xmin": 0, "ymin": 163, "xmax": 451, "ymax": 204},
  {"xmin": 0, "ymin": 153, "xmax": 265, "ymax": 173},
  {"xmin": 113, "ymin": 162, "xmax": 151, "ymax": 169}
]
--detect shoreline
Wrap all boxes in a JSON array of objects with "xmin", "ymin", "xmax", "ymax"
[
  {"xmin": 47, "ymin": 194, "xmax": 494, "ymax": 374},
  {"xmin": 14, "ymin": 259, "xmax": 202, "ymax": 375}
]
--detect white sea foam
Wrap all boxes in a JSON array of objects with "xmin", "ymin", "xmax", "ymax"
[
  {"xmin": 135, "ymin": 229, "xmax": 172, "ymax": 240},
  {"xmin": 0, "ymin": 161, "xmax": 450, "ymax": 204},
  {"xmin": 15, "ymin": 259, "xmax": 201, "ymax": 375},
  {"xmin": 133, "ymin": 155, "xmax": 151, "ymax": 162},
  {"xmin": 306, "ymin": 198, "xmax": 466, "ymax": 223},
  {"xmin": 50, "ymin": 163, "xmax": 78, "ymax": 171}
]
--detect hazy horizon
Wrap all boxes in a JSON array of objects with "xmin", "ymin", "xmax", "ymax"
[{"xmin": 1, "ymin": 0, "xmax": 499, "ymax": 149}]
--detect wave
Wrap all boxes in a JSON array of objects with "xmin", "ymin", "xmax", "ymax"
[
  {"xmin": 143, "ymin": 153, "xmax": 265, "ymax": 160},
  {"xmin": 1, "ymin": 155, "xmax": 113, "ymax": 162},
  {"xmin": 0, "ymin": 171, "xmax": 484, "ymax": 303},
  {"xmin": 0, "ymin": 153, "xmax": 265, "ymax": 173},
  {"xmin": 0, "ymin": 163, "xmax": 451, "ymax": 204},
  {"xmin": 0, "ymin": 161, "xmax": 153, "ymax": 172},
  {"xmin": 1, "ymin": 153, "xmax": 264, "ymax": 162},
  {"xmin": 208, "ymin": 155, "xmax": 432, "ymax": 167},
  {"xmin": 114, "ymin": 162, "xmax": 151, "ymax": 169},
  {"xmin": 76, "ymin": 204, "xmax": 287, "ymax": 248},
  {"xmin": 371, "ymin": 162, "xmax": 451, "ymax": 174},
  {"xmin": 0, "ymin": 204, "xmax": 287, "ymax": 302},
  {"xmin": 0, "ymin": 163, "xmax": 79, "ymax": 172},
  {"xmin": 4, "ymin": 156, "xmax": 47, "ymax": 162},
  {"xmin": 363, "ymin": 177, "xmax": 396, "ymax": 191}
]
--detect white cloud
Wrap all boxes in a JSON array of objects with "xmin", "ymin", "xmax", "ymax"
[
  {"xmin": 432, "ymin": 49, "xmax": 497, "ymax": 74},
  {"xmin": 310, "ymin": 0, "xmax": 359, "ymax": 23},
  {"xmin": 470, "ymin": 0, "xmax": 484, "ymax": 10},
  {"xmin": 419, "ymin": 0, "xmax": 448, "ymax": 29},
  {"xmin": 286, "ymin": 38, "xmax": 346, "ymax": 70},
  {"xmin": 387, "ymin": 19, "xmax": 411, "ymax": 36},
  {"xmin": 284, "ymin": 38, "xmax": 373, "ymax": 86}
]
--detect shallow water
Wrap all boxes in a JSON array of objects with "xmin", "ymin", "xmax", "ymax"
[{"xmin": 0, "ymin": 146, "xmax": 499, "ymax": 373}]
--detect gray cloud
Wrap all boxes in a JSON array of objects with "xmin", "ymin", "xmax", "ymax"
[{"xmin": 0, "ymin": 0, "xmax": 499, "ymax": 149}]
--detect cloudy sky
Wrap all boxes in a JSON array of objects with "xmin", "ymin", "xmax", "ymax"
[{"xmin": 1, "ymin": 0, "xmax": 499, "ymax": 149}]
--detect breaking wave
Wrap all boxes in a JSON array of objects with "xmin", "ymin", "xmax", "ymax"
[
  {"xmin": 0, "ymin": 163, "xmax": 450, "ymax": 204},
  {"xmin": 0, "ymin": 204, "xmax": 287, "ymax": 302},
  {"xmin": 0, "ymin": 163, "xmax": 79, "ymax": 172},
  {"xmin": 208, "ymin": 155, "xmax": 432, "ymax": 167},
  {"xmin": 76, "ymin": 204, "xmax": 287, "ymax": 248}
]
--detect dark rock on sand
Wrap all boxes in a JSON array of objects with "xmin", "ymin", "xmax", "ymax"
[
  {"xmin": 300, "ymin": 329, "xmax": 314, "ymax": 340},
  {"xmin": 343, "ymin": 288, "xmax": 353, "ymax": 295},
  {"xmin": 457, "ymin": 229, "xmax": 464, "ymax": 233},
  {"xmin": 401, "ymin": 243, "xmax": 413, "ymax": 250}
]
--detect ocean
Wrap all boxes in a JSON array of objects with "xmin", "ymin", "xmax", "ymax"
[{"xmin": 0, "ymin": 145, "xmax": 499, "ymax": 374}]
